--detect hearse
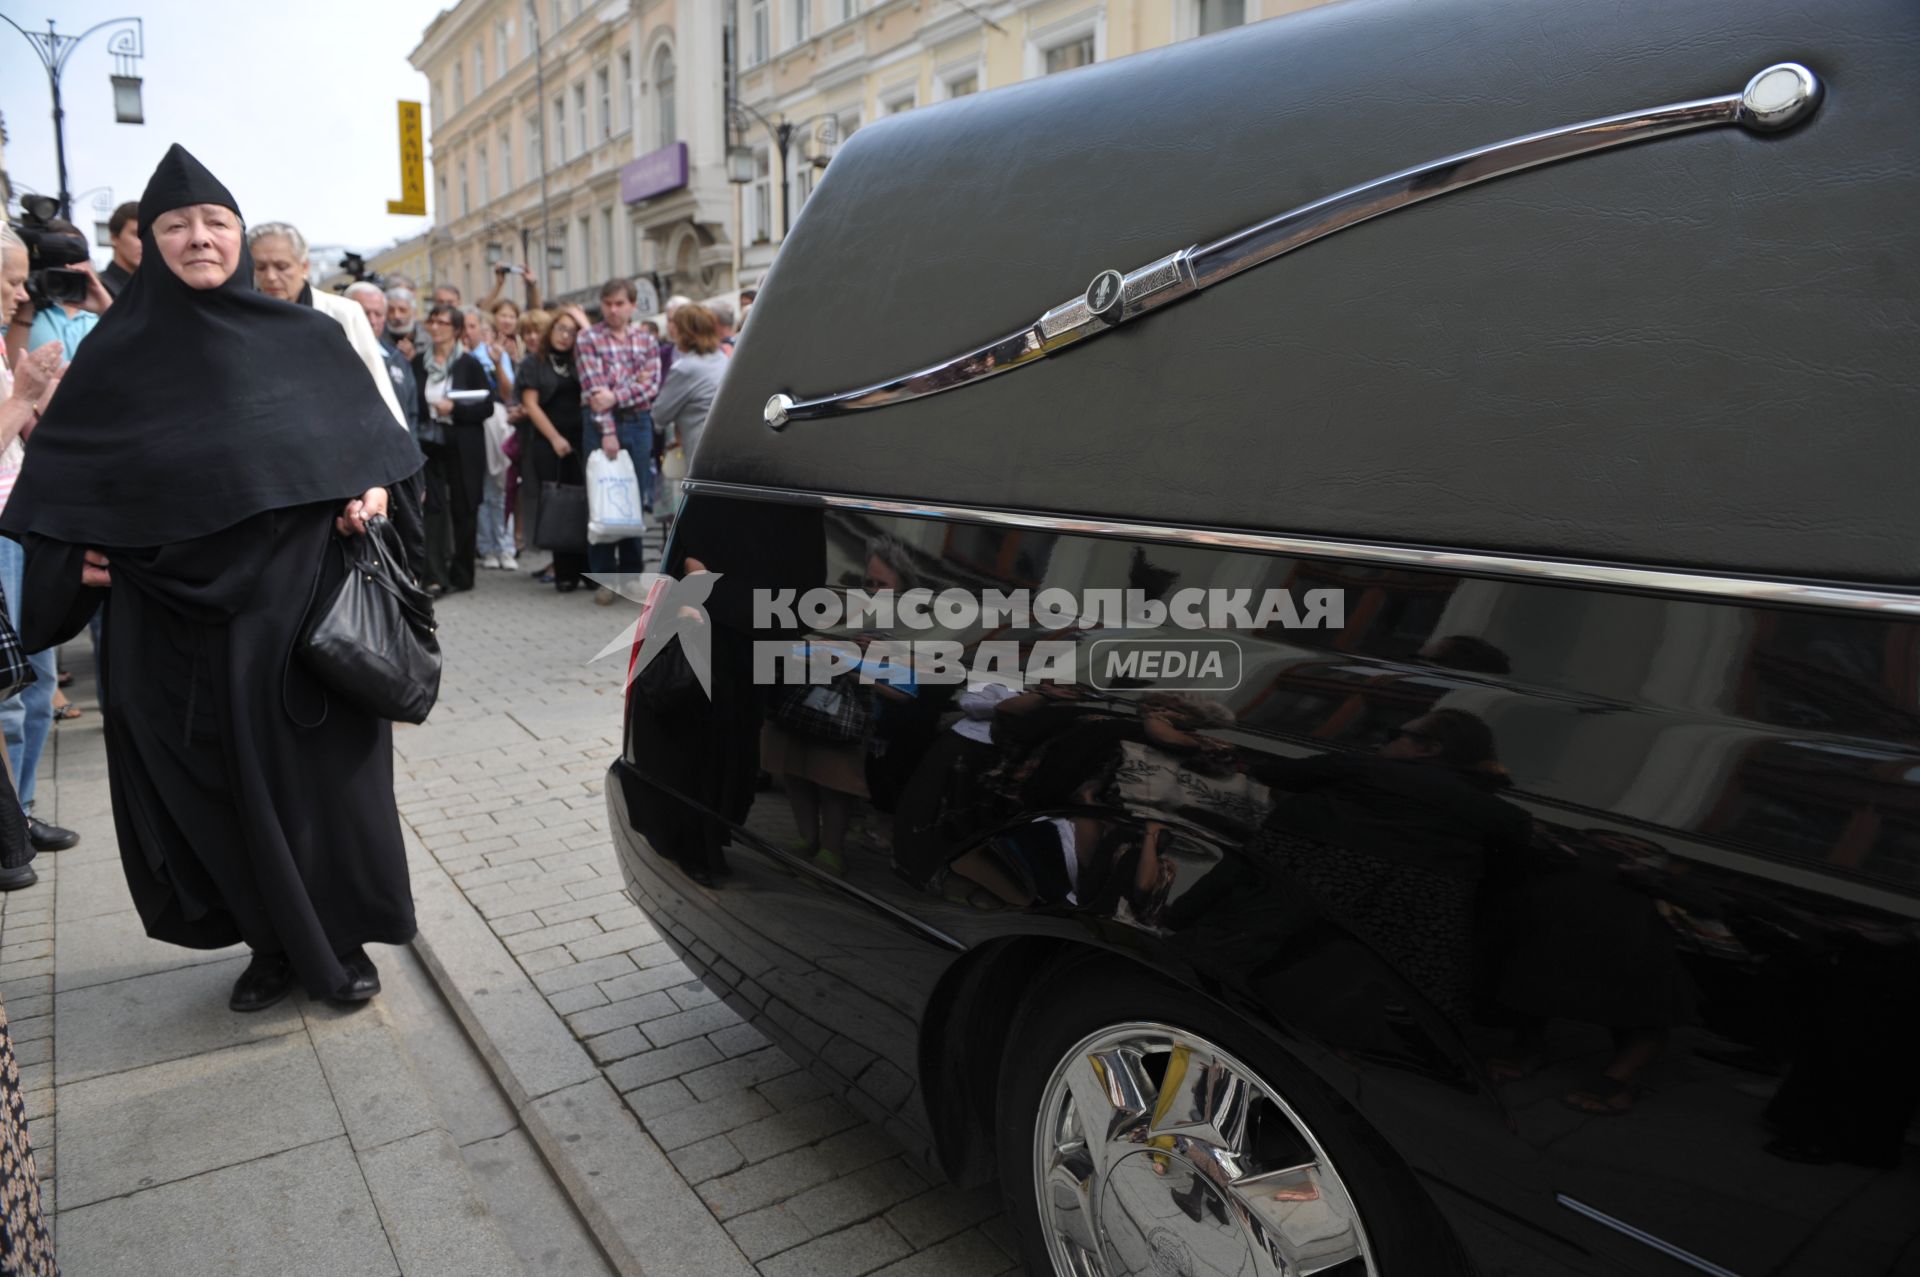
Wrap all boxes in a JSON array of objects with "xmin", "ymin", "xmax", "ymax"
[{"xmin": 608, "ymin": 0, "xmax": 1920, "ymax": 1272}]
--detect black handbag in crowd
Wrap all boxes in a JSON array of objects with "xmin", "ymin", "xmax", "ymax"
[
  {"xmin": 535, "ymin": 481, "xmax": 590, "ymax": 555},
  {"xmin": 299, "ymin": 516, "xmax": 442, "ymax": 725}
]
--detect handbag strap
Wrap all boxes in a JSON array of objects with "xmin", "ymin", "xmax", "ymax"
[{"xmin": 282, "ymin": 529, "xmax": 341, "ymax": 731}]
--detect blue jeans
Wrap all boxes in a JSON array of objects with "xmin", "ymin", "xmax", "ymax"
[
  {"xmin": 0, "ymin": 539, "xmax": 54, "ymax": 814},
  {"xmin": 476, "ymin": 469, "xmax": 514, "ymax": 557},
  {"xmin": 588, "ymin": 409, "xmax": 651, "ymax": 577}
]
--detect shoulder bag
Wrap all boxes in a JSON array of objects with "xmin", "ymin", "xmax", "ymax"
[{"xmin": 297, "ymin": 516, "xmax": 442, "ymax": 725}]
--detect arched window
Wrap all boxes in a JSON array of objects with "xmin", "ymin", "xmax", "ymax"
[{"xmin": 654, "ymin": 45, "xmax": 676, "ymax": 150}]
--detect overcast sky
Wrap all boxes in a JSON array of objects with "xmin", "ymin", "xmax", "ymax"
[{"xmin": 2, "ymin": 0, "xmax": 452, "ymax": 261}]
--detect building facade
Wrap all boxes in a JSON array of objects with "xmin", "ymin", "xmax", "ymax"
[
  {"xmin": 410, "ymin": 0, "xmax": 735, "ymax": 312},
  {"xmin": 410, "ymin": 0, "xmax": 1324, "ymax": 309},
  {"xmin": 730, "ymin": 0, "xmax": 1327, "ymax": 285}
]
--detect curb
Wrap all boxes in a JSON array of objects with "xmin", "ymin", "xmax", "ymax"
[{"xmin": 402, "ymin": 827, "xmax": 757, "ymax": 1277}]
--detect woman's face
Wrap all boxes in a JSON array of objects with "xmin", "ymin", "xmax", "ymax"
[
  {"xmin": 462, "ymin": 312, "xmax": 486, "ymax": 348},
  {"xmin": 425, "ymin": 311, "xmax": 457, "ymax": 350},
  {"xmin": 548, "ymin": 318, "xmax": 578, "ymax": 353},
  {"xmin": 153, "ymin": 204, "xmax": 243, "ymax": 290},
  {"xmin": 493, "ymin": 307, "xmax": 518, "ymax": 338},
  {"xmin": 250, "ymin": 233, "xmax": 309, "ymax": 300}
]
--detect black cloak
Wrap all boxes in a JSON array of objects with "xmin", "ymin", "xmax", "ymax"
[{"xmin": 3, "ymin": 146, "xmax": 425, "ymax": 999}]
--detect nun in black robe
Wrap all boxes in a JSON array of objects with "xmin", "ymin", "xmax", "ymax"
[{"xmin": 0, "ymin": 145, "xmax": 428, "ymax": 1009}]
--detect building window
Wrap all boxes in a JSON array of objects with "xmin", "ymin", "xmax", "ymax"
[
  {"xmin": 1044, "ymin": 35, "xmax": 1096, "ymax": 75},
  {"xmin": 751, "ymin": 149, "xmax": 771, "ymax": 243},
  {"xmin": 790, "ymin": 162, "xmax": 814, "ymax": 216},
  {"xmin": 791, "ymin": 0, "xmax": 811, "ymax": 46},
  {"xmin": 553, "ymin": 96, "xmax": 567, "ymax": 161},
  {"xmin": 453, "ymin": 62, "xmax": 465, "ymax": 109},
  {"xmin": 473, "ymin": 43, "xmax": 485, "ymax": 90},
  {"xmin": 574, "ymin": 82, "xmax": 588, "ymax": 153},
  {"xmin": 496, "ymin": 21, "xmax": 509, "ymax": 73},
  {"xmin": 524, "ymin": 0, "xmax": 539, "ymax": 55},
  {"xmin": 458, "ymin": 160, "xmax": 469, "ymax": 216},
  {"xmin": 601, "ymin": 207, "xmax": 615, "ymax": 278},
  {"xmin": 437, "ymin": 172, "xmax": 449, "ymax": 223},
  {"xmin": 945, "ymin": 72, "xmax": 978, "ymax": 98},
  {"xmin": 841, "ymin": 0, "xmax": 859, "ymax": 19},
  {"xmin": 597, "ymin": 66, "xmax": 612, "ymax": 141},
  {"xmin": 551, "ymin": 0, "xmax": 564, "ymax": 32},
  {"xmin": 477, "ymin": 141, "xmax": 490, "ymax": 203},
  {"xmin": 500, "ymin": 126, "xmax": 514, "ymax": 191},
  {"xmin": 528, "ymin": 113, "xmax": 542, "ymax": 176},
  {"xmin": 1195, "ymin": 0, "xmax": 1246, "ymax": 34},
  {"xmin": 749, "ymin": 1, "xmax": 769, "ymax": 65},
  {"xmin": 653, "ymin": 45, "xmax": 676, "ymax": 150},
  {"xmin": 619, "ymin": 51, "xmax": 633, "ymax": 131},
  {"xmin": 883, "ymin": 88, "xmax": 915, "ymax": 114}
]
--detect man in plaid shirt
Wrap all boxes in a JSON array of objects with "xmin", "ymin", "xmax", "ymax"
[{"xmin": 576, "ymin": 277, "xmax": 660, "ymax": 602}]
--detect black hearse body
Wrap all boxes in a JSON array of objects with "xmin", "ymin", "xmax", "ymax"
[{"xmin": 609, "ymin": 1, "xmax": 1920, "ymax": 1272}]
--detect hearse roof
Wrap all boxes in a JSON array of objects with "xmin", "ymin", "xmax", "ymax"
[{"xmin": 698, "ymin": 0, "xmax": 1920, "ymax": 588}]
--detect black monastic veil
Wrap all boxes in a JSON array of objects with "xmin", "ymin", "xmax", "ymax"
[{"xmin": 0, "ymin": 145, "xmax": 428, "ymax": 998}]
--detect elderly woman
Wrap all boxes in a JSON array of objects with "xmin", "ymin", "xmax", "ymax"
[
  {"xmin": 248, "ymin": 221, "xmax": 404, "ymax": 429},
  {"xmin": 0, "ymin": 144, "xmax": 426, "ymax": 1012},
  {"xmin": 413, "ymin": 302, "xmax": 496, "ymax": 592}
]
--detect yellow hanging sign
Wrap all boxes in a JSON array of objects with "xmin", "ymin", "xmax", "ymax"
[{"xmin": 387, "ymin": 101, "xmax": 427, "ymax": 216}]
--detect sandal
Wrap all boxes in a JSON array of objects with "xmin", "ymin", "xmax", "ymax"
[
  {"xmin": 52, "ymin": 703, "xmax": 82, "ymax": 722},
  {"xmin": 1562, "ymin": 1075, "xmax": 1636, "ymax": 1115}
]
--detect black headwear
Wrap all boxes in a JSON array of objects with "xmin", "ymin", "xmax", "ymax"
[{"xmin": 0, "ymin": 144, "xmax": 422, "ymax": 547}]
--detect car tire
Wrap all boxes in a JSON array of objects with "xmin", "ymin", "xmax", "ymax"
[{"xmin": 993, "ymin": 952, "xmax": 1463, "ymax": 1276}]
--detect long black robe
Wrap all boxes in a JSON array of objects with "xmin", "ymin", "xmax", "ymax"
[{"xmin": 24, "ymin": 504, "xmax": 414, "ymax": 997}]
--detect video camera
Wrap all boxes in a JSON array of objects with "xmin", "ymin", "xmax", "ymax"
[{"xmin": 14, "ymin": 194, "xmax": 94, "ymax": 309}]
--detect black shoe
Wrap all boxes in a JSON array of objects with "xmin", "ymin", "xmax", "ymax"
[
  {"xmin": 0, "ymin": 864, "xmax": 37, "ymax": 891},
  {"xmin": 27, "ymin": 818, "xmax": 78, "ymax": 852},
  {"xmin": 332, "ymin": 947, "xmax": 381, "ymax": 1003},
  {"xmin": 230, "ymin": 952, "xmax": 295, "ymax": 1013}
]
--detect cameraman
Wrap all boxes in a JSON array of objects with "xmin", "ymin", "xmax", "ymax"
[{"xmin": 4, "ymin": 209, "xmax": 111, "ymax": 372}]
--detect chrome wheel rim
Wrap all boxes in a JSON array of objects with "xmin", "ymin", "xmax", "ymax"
[{"xmin": 1032, "ymin": 1021, "xmax": 1376, "ymax": 1277}]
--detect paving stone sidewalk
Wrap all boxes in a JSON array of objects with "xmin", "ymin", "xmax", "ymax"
[
  {"xmin": 395, "ymin": 556, "xmax": 1020, "ymax": 1277},
  {"xmin": 11, "ymin": 644, "xmax": 616, "ymax": 1277}
]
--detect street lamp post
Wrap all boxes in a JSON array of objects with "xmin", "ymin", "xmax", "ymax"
[
  {"xmin": 725, "ymin": 98, "xmax": 838, "ymax": 239},
  {"xmin": 0, "ymin": 15, "xmax": 146, "ymax": 219}
]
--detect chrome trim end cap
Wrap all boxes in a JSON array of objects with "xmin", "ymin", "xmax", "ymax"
[
  {"xmin": 764, "ymin": 393, "xmax": 794, "ymax": 431},
  {"xmin": 1738, "ymin": 62, "xmax": 1821, "ymax": 132}
]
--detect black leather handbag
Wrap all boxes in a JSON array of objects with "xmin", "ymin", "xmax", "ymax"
[
  {"xmin": 535, "ymin": 481, "xmax": 590, "ymax": 554},
  {"xmin": 299, "ymin": 516, "xmax": 442, "ymax": 725}
]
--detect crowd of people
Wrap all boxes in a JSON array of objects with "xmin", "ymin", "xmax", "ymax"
[{"xmin": 345, "ymin": 266, "xmax": 744, "ymax": 604}]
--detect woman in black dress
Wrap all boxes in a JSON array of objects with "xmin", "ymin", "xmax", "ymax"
[
  {"xmin": 520, "ymin": 306, "xmax": 590, "ymax": 591},
  {"xmin": 0, "ymin": 145, "xmax": 426, "ymax": 1013}
]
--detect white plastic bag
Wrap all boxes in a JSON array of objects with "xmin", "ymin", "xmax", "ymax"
[
  {"xmin": 482, "ymin": 402, "xmax": 513, "ymax": 479},
  {"xmin": 586, "ymin": 448, "xmax": 648, "ymax": 545}
]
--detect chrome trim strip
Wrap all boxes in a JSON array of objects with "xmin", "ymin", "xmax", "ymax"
[
  {"xmin": 676, "ymin": 478, "xmax": 1920, "ymax": 618},
  {"xmin": 1556, "ymin": 1196, "xmax": 1745, "ymax": 1277},
  {"xmin": 764, "ymin": 63, "xmax": 1820, "ymax": 430}
]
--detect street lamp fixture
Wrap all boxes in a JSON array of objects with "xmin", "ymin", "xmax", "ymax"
[
  {"xmin": 485, "ymin": 241, "xmax": 504, "ymax": 266},
  {"xmin": 0, "ymin": 15, "xmax": 148, "ymax": 219},
  {"xmin": 724, "ymin": 97, "xmax": 840, "ymax": 238},
  {"xmin": 111, "ymin": 73, "xmax": 143, "ymax": 124}
]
